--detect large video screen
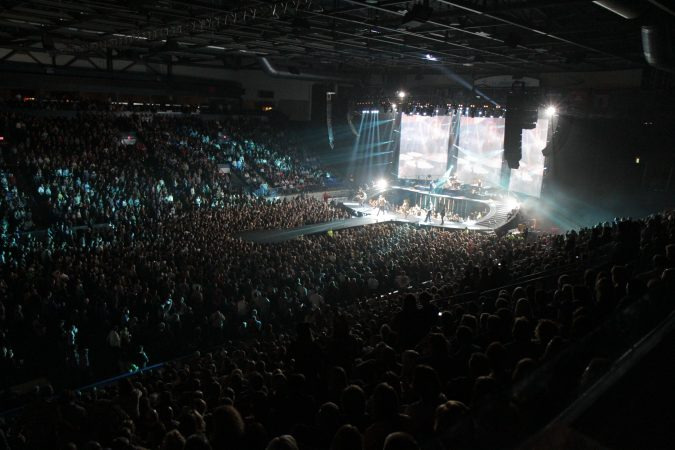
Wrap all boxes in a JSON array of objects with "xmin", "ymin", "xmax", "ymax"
[
  {"xmin": 454, "ymin": 116, "xmax": 549, "ymax": 197},
  {"xmin": 508, "ymin": 119, "xmax": 548, "ymax": 198},
  {"xmin": 455, "ymin": 117, "xmax": 505, "ymax": 188},
  {"xmin": 398, "ymin": 115, "xmax": 451, "ymax": 179}
]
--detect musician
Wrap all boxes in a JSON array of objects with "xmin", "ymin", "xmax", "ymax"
[
  {"xmin": 424, "ymin": 202, "xmax": 433, "ymax": 223},
  {"xmin": 356, "ymin": 188, "xmax": 366, "ymax": 207},
  {"xmin": 438, "ymin": 203, "xmax": 446, "ymax": 225},
  {"xmin": 402, "ymin": 198, "xmax": 410, "ymax": 218},
  {"xmin": 377, "ymin": 195, "xmax": 387, "ymax": 216}
]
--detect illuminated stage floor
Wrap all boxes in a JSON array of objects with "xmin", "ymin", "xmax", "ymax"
[
  {"xmin": 346, "ymin": 204, "xmax": 492, "ymax": 230},
  {"xmin": 237, "ymin": 205, "xmax": 491, "ymax": 244}
]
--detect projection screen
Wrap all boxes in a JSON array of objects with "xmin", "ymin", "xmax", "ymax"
[
  {"xmin": 455, "ymin": 117, "xmax": 505, "ymax": 188},
  {"xmin": 508, "ymin": 119, "xmax": 548, "ymax": 198},
  {"xmin": 397, "ymin": 115, "xmax": 451, "ymax": 179}
]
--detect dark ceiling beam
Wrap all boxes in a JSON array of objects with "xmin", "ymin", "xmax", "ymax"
[
  {"xmin": 330, "ymin": 3, "xmax": 622, "ymax": 72},
  {"xmin": 117, "ymin": 60, "xmax": 148, "ymax": 72},
  {"xmin": 139, "ymin": 58, "xmax": 160, "ymax": 75},
  {"xmin": 435, "ymin": 0, "xmax": 641, "ymax": 65},
  {"xmin": 129, "ymin": 6, "xmax": 495, "ymax": 69},
  {"xmin": 483, "ymin": 0, "xmax": 589, "ymax": 13},
  {"xmin": 242, "ymin": 20, "xmax": 515, "ymax": 71},
  {"xmin": 161, "ymin": 0, "xmax": 534, "ymax": 72},
  {"xmin": 62, "ymin": 55, "xmax": 78, "ymax": 67},
  {"xmin": 23, "ymin": 50, "xmax": 44, "ymax": 66},
  {"xmin": 337, "ymin": 0, "xmax": 567, "ymax": 72},
  {"xmin": 40, "ymin": 7, "xmax": 484, "ymax": 73},
  {"xmin": 0, "ymin": 49, "xmax": 16, "ymax": 61},
  {"xmin": 317, "ymin": 0, "xmax": 409, "ymax": 15},
  {"xmin": 304, "ymin": 16, "xmax": 534, "ymax": 70},
  {"xmin": 0, "ymin": 0, "xmax": 642, "ymax": 76},
  {"xmin": 85, "ymin": 56, "xmax": 102, "ymax": 70}
]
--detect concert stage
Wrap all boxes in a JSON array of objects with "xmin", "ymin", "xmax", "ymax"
[
  {"xmin": 237, "ymin": 185, "xmax": 518, "ymax": 244},
  {"xmin": 359, "ymin": 185, "xmax": 520, "ymax": 229},
  {"xmin": 237, "ymin": 205, "xmax": 493, "ymax": 244}
]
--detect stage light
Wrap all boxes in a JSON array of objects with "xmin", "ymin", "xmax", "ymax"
[
  {"xmin": 397, "ymin": 90, "xmax": 406, "ymax": 99},
  {"xmin": 376, "ymin": 179, "xmax": 388, "ymax": 189},
  {"xmin": 506, "ymin": 198, "xmax": 520, "ymax": 210},
  {"xmin": 425, "ymin": 53, "xmax": 438, "ymax": 61},
  {"xmin": 545, "ymin": 105, "xmax": 557, "ymax": 117}
]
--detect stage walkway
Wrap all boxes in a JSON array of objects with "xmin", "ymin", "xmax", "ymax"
[{"xmin": 237, "ymin": 206, "xmax": 491, "ymax": 244}]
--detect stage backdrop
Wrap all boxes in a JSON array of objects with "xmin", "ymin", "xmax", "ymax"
[
  {"xmin": 397, "ymin": 114, "xmax": 451, "ymax": 179},
  {"xmin": 455, "ymin": 116, "xmax": 548, "ymax": 198},
  {"xmin": 455, "ymin": 117, "xmax": 505, "ymax": 189},
  {"xmin": 509, "ymin": 119, "xmax": 548, "ymax": 198}
]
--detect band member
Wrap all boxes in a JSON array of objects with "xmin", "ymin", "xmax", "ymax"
[
  {"xmin": 356, "ymin": 188, "xmax": 366, "ymax": 207},
  {"xmin": 402, "ymin": 198, "xmax": 410, "ymax": 218},
  {"xmin": 377, "ymin": 195, "xmax": 386, "ymax": 216},
  {"xmin": 424, "ymin": 202, "xmax": 433, "ymax": 222},
  {"xmin": 438, "ymin": 203, "xmax": 446, "ymax": 225}
]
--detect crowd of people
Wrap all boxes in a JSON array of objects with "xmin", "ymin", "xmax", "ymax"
[
  {"xmin": 0, "ymin": 111, "xmax": 333, "ymax": 233},
  {"xmin": 0, "ymin": 205, "xmax": 673, "ymax": 449},
  {"xmin": 0, "ymin": 108, "xmax": 674, "ymax": 450}
]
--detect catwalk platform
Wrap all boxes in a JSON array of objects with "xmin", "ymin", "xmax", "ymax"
[{"xmin": 237, "ymin": 206, "xmax": 492, "ymax": 244}]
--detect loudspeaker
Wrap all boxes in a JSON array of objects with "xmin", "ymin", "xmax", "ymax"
[
  {"xmin": 642, "ymin": 25, "xmax": 675, "ymax": 73},
  {"xmin": 504, "ymin": 119, "xmax": 523, "ymax": 169}
]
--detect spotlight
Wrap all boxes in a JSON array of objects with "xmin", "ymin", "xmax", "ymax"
[
  {"xmin": 376, "ymin": 179, "xmax": 388, "ymax": 189},
  {"xmin": 397, "ymin": 90, "xmax": 406, "ymax": 99},
  {"xmin": 545, "ymin": 105, "xmax": 557, "ymax": 117},
  {"xmin": 505, "ymin": 198, "xmax": 520, "ymax": 210}
]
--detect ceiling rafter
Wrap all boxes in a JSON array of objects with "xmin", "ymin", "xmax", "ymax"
[{"xmin": 0, "ymin": 0, "xmax": 647, "ymax": 76}]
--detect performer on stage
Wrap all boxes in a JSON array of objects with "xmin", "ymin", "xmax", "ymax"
[
  {"xmin": 438, "ymin": 203, "xmax": 446, "ymax": 225},
  {"xmin": 402, "ymin": 199, "xmax": 410, "ymax": 218},
  {"xmin": 424, "ymin": 203, "xmax": 433, "ymax": 223},
  {"xmin": 356, "ymin": 188, "xmax": 366, "ymax": 207},
  {"xmin": 377, "ymin": 195, "xmax": 386, "ymax": 216}
]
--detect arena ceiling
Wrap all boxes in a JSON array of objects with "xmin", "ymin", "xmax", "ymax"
[{"xmin": 0, "ymin": 0, "xmax": 669, "ymax": 78}]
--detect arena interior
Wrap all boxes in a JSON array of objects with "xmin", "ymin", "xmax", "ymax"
[{"xmin": 0, "ymin": 1, "xmax": 675, "ymax": 449}]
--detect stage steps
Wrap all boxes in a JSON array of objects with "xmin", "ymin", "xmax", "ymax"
[{"xmin": 477, "ymin": 203, "xmax": 517, "ymax": 228}]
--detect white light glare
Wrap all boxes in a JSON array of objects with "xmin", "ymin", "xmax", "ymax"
[
  {"xmin": 545, "ymin": 105, "xmax": 557, "ymax": 117},
  {"xmin": 376, "ymin": 179, "xmax": 388, "ymax": 189},
  {"xmin": 425, "ymin": 53, "xmax": 438, "ymax": 61},
  {"xmin": 397, "ymin": 90, "xmax": 406, "ymax": 99},
  {"xmin": 506, "ymin": 198, "xmax": 520, "ymax": 210}
]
